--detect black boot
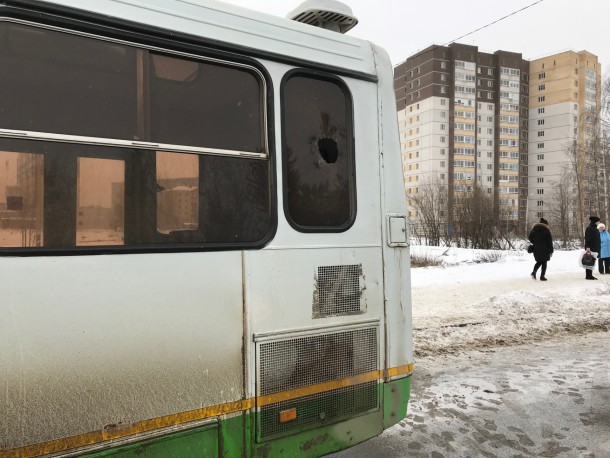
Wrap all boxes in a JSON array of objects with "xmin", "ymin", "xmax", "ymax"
[
  {"xmin": 540, "ymin": 276, "xmax": 547, "ymax": 281},
  {"xmin": 530, "ymin": 272, "xmax": 536, "ymax": 280}
]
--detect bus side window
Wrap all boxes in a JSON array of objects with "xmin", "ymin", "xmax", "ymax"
[
  {"xmin": 0, "ymin": 151, "xmax": 44, "ymax": 247},
  {"xmin": 76, "ymin": 157, "xmax": 125, "ymax": 246},
  {"xmin": 282, "ymin": 71, "xmax": 356, "ymax": 231}
]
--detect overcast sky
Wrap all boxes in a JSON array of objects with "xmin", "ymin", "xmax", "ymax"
[{"xmin": 220, "ymin": 0, "xmax": 608, "ymax": 75}]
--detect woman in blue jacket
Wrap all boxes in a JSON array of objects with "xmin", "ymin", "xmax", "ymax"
[{"xmin": 597, "ymin": 223, "xmax": 610, "ymax": 274}]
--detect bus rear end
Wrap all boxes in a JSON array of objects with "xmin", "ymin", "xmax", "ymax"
[{"xmin": 0, "ymin": 1, "xmax": 412, "ymax": 456}]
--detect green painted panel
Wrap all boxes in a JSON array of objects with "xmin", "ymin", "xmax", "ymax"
[
  {"xmin": 76, "ymin": 377, "xmax": 410, "ymax": 458},
  {"xmin": 82, "ymin": 423, "xmax": 219, "ymax": 458},
  {"xmin": 219, "ymin": 413, "xmax": 250, "ymax": 458},
  {"xmin": 383, "ymin": 376, "xmax": 411, "ymax": 429},
  {"xmin": 253, "ymin": 410, "xmax": 383, "ymax": 458}
]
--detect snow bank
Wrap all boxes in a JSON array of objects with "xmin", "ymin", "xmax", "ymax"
[{"xmin": 410, "ymin": 247, "xmax": 610, "ymax": 357}]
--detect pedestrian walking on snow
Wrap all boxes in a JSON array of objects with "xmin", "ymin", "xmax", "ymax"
[
  {"xmin": 584, "ymin": 215, "xmax": 601, "ymax": 280},
  {"xmin": 597, "ymin": 222, "xmax": 610, "ymax": 274},
  {"xmin": 529, "ymin": 217, "xmax": 553, "ymax": 281}
]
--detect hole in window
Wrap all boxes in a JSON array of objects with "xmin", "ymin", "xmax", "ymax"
[
  {"xmin": 0, "ymin": 151, "xmax": 44, "ymax": 247},
  {"xmin": 156, "ymin": 152, "xmax": 199, "ymax": 234},
  {"xmin": 76, "ymin": 157, "xmax": 124, "ymax": 246},
  {"xmin": 318, "ymin": 137, "xmax": 339, "ymax": 164}
]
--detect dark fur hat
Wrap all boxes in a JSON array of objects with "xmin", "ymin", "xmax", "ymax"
[
  {"xmin": 540, "ymin": 218, "xmax": 548, "ymax": 225},
  {"xmin": 590, "ymin": 216, "xmax": 600, "ymax": 223}
]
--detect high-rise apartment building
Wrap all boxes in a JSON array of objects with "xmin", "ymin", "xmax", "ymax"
[
  {"xmin": 394, "ymin": 43, "xmax": 529, "ymax": 229},
  {"xmin": 528, "ymin": 51, "xmax": 602, "ymax": 224}
]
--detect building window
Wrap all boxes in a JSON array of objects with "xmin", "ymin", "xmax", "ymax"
[
  {"xmin": 441, "ymin": 111, "xmax": 446, "ymax": 118},
  {"xmin": 487, "ymin": 176, "xmax": 492, "ymax": 182},
  {"xmin": 539, "ymin": 72, "xmax": 545, "ymax": 79},
  {"xmin": 440, "ymin": 61, "xmax": 447, "ymax": 69},
  {"xmin": 440, "ymin": 148, "xmax": 446, "ymax": 155},
  {"xmin": 538, "ymin": 96, "xmax": 545, "ymax": 102},
  {"xmin": 488, "ymin": 69, "xmax": 494, "ymax": 76},
  {"xmin": 538, "ymin": 107, "xmax": 545, "ymax": 114},
  {"xmin": 440, "ymin": 124, "xmax": 446, "ymax": 130},
  {"xmin": 538, "ymin": 84, "xmax": 545, "ymax": 91},
  {"xmin": 487, "ymin": 93, "xmax": 493, "ymax": 99},
  {"xmin": 537, "ymin": 154, "xmax": 544, "ymax": 160},
  {"xmin": 537, "ymin": 177, "xmax": 544, "ymax": 183},
  {"xmin": 537, "ymin": 131, "xmax": 544, "ymax": 137},
  {"xmin": 487, "ymin": 152, "xmax": 492, "ymax": 158},
  {"xmin": 537, "ymin": 166, "xmax": 544, "ymax": 172},
  {"xmin": 440, "ymin": 161, "xmax": 445, "ymax": 167},
  {"xmin": 487, "ymin": 164, "xmax": 492, "ymax": 170},
  {"xmin": 440, "ymin": 136, "xmax": 446, "ymax": 143},
  {"xmin": 441, "ymin": 98, "xmax": 447, "ymax": 106},
  {"xmin": 538, "ymin": 119, "xmax": 545, "ymax": 125},
  {"xmin": 487, "ymin": 81, "xmax": 493, "ymax": 88},
  {"xmin": 537, "ymin": 142, "xmax": 544, "ymax": 149},
  {"xmin": 537, "ymin": 189, "xmax": 544, "ymax": 195}
]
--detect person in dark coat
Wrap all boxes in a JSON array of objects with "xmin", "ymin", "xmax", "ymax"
[
  {"xmin": 584, "ymin": 215, "xmax": 601, "ymax": 280},
  {"xmin": 529, "ymin": 217, "xmax": 553, "ymax": 281}
]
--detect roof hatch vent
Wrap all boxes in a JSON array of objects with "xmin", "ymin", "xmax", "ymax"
[{"xmin": 287, "ymin": 0, "xmax": 358, "ymax": 34}]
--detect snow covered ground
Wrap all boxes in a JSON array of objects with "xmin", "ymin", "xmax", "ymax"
[
  {"xmin": 409, "ymin": 246, "xmax": 610, "ymax": 357},
  {"xmin": 333, "ymin": 247, "xmax": 610, "ymax": 458}
]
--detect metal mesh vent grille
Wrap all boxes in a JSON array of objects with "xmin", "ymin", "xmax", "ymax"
[
  {"xmin": 314, "ymin": 264, "xmax": 364, "ymax": 318},
  {"xmin": 259, "ymin": 381, "xmax": 378, "ymax": 439},
  {"xmin": 259, "ymin": 327, "xmax": 378, "ymax": 396}
]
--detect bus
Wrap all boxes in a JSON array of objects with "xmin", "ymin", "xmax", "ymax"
[{"xmin": 0, "ymin": 0, "xmax": 413, "ymax": 456}]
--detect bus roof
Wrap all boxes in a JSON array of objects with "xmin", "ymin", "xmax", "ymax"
[{"xmin": 28, "ymin": 0, "xmax": 378, "ymax": 79}]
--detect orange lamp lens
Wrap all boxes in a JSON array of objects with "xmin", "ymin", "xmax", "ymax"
[{"xmin": 279, "ymin": 408, "xmax": 297, "ymax": 423}]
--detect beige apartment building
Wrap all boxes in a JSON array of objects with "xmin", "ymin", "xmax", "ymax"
[
  {"xmin": 394, "ymin": 46, "xmax": 602, "ymax": 234},
  {"xmin": 528, "ymin": 51, "xmax": 602, "ymax": 225}
]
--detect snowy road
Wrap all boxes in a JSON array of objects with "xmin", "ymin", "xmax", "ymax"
[{"xmin": 333, "ymin": 332, "xmax": 610, "ymax": 457}]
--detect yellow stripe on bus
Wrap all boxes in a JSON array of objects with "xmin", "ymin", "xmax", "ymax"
[{"xmin": 1, "ymin": 363, "xmax": 413, "ymax": 458}]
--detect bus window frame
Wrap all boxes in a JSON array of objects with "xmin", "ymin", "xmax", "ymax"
[{"xmin": 0, "ymin": 19, "xmax": 277, "ymax": 257}]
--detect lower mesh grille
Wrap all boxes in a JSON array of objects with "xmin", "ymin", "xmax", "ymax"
[
  {"xmin": 260, "ymin": 382, "xmax": 378, "ymax": 439},
  {"xmin": 257, "ymin": 326, "xmax": 379, "ymax": 440}
]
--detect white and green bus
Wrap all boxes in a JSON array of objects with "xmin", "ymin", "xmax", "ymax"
[{"xmin": 0, "ymin": 0, "xmax": 413, "ymax": 456}]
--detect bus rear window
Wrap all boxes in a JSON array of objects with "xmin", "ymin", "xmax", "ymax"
[{"xmin": 282, "ymin": 72, "xmax": 355, "ymax": 231}]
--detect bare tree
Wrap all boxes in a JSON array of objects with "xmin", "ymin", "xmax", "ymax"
[
  {"xmin": 546, "ymin": 166, "xmax": 575, "ymax": 247},
  {"xmin": 409, "ymin": 175, "xmax": 448, "ymax": 246},
  {"xmin": 452, "ymin": 185, "xmax": 496, "ymax": 249}
]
